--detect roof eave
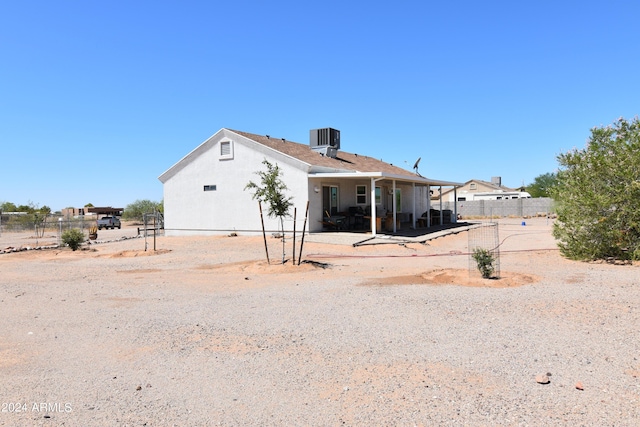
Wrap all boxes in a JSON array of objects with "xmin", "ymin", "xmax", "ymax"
[
  {"xmin": 158, "ymin": 128, "xmax": 227, "ymax": 183},
  {"xmin": 308, "ymin": 171, "xmax": 462, "ymax": 187}
]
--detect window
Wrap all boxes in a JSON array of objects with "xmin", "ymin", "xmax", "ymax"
[
  {"xmin": 375, "ymin": 186, "xmax": 381, "ymax": 205},
  {"xmin": 356, "ymin": 185, "xmax": 367, "ymax": 205},
  {"xmin": 204, "ymin": 185, "xmax": 217, "ymax": 191},
  {"xmin": 220, "ymin": 140, "xmax": 233, "ymax": 159},
  {"xmin": 458, "ymin": 197, "xmax": 466, "ymax": 201},
  {"xmin": 470, "ymin": 183, "xmax": 477, "ymax": 190}
]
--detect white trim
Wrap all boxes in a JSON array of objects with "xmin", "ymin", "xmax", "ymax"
[
  {"xmin": 355, "ymin": 184, "xmax": 367, "ymax": 205},
  {"xmin": 308, "ymin": 171, "xmax": 462, "ymax": 187}
]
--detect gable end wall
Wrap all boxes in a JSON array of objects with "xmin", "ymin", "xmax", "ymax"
[{"xmin": 163, "ymin": 131, "xmax": 309, "ymax": 235}]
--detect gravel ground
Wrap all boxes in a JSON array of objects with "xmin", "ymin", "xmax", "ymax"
[{"xmin": 1, "ymin": 218, "xmax": 639, "ymax": 426}]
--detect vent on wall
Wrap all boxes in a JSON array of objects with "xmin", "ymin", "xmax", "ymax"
[
  {"xmin": 220, "ymin": 140, "xmax": 233, "ymax": 159},
  {"xmin": 310, "ymin": 128, "xmax": 340, "ymax": 158}
]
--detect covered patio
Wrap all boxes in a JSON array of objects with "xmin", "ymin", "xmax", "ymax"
[{"xmin": 308, "ymin": 171, "xmax": 463, "ymax": 237}]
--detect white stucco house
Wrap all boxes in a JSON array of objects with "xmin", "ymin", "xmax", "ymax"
[
  {"xmin": 158, "ymin": 128, "xmax": 462, "ymax": 236},
  {"xmin": 434, "ymin": 177, "xmax": 531, "ymax": 202}
]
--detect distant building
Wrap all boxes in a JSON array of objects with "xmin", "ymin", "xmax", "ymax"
[
  {"xmin": 60, "ymin": 206, "xmax": 122, "ymax": 219},
  {"xmin": 434, "ymin": 177, "xmax": 530, "ymax": 202},
  {"xmin": 61, "ymin": 207, "xmax": 94, "ymax": 218}
]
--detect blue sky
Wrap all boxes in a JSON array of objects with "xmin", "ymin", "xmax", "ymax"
[{"xmin": 1, "ymin": 1, "xmax": 639, "ymax": 211}]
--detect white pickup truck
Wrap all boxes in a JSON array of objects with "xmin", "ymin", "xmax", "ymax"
[{"xmin": 97, "ymin": 216, "xmax": 121, "ymax": 230}]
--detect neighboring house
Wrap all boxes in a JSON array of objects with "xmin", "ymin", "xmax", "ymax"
[
  {"xmin": 61, "ymin": 207, "xmax": 93, "ymax": 218},
  {"xmin": 434, "ymin": 177, "xmax": 526, "ymax": 202},
  {"xmin": 158, "ymin": 128, "xmax": 462, "ymax": 236},
  {"xmin": 61, "ymin": 206, "xmax": 123, "ymax": 219}
]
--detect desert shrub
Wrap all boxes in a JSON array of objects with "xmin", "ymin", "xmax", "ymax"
[
  {"xmin": 552, "ymin": 117, "xmax": 640, "ymax": 261},
  {"xmin": 472, "ymin": 248, "xmax": 495, "ymax": 279},
  {"xmin": 62, "ymin": 228, "xmax": 85, "ymax": 251}
]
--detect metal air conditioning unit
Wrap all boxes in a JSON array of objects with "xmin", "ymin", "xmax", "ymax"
[{"xmin": 310, "ymin": 128, "xmax": 340, "ymax": 158}]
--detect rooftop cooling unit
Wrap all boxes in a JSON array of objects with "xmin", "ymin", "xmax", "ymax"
[{"xmin": 310, "ymin": 128, "xmax": 340, "ymax": 158}]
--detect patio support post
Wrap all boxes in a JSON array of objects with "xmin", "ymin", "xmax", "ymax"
[
  {"xmin": 439, "ymin": 185, "xmax": 443, "ymax": 225},
  {"xmin": 392, "ymin": 180, "xmax": 397, "ymax": 233},
  {"xmin": 370, "ymin": 177, "xmax": 377, "ymax": 237},
  {"xmin": 370, "ymin": 176, "xmax": 386, "ymax": 236},
  {"xmin": 427, "ymin": 185, "xmax": 431, "ymax": 228},
  {"xmin": 453, "ymin": 187, "xmax": 458, "ymax": 223},
  {"xmin": 412, "ymin": 183, "xmax": 416, "ymax": 229}
]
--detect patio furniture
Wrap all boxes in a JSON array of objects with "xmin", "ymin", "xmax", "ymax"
[
  {"xmin": 385, "ymin": 213, "xmax": 400, "ymax": 231},
  {"xmin": 363, "ymin": 216, "xmax": 382, "ymax": 232},
  {"xmin": 348, "ymin": 207, "xmax": 365, "ymax": 230},
  {"xmin": 321, "ymin": 210, "xmax": 346, "ymax": 230},
  {"xmin": 424, "ymin": 209, "xmax": 453, "ymax": 226}
]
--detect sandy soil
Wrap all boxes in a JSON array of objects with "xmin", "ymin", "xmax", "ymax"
[{"xmin": 1, "ymin": 218, "xmax": 639, "ymax": 426}]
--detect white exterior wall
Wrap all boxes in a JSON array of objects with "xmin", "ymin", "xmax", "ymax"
[
  {"xmin": 307, "ymin": 178, "xmax": 325, "ymax": 233},
  {"xmin": 162, "ymin": 131, "xmax": 310, "ymax": 236},
  {"xmin": 412, "ymin": 186, "xmax": 431, "ymax": 216},
  {"xmin": 445, "ymin": 191, "xmax": 457, "ymax": 202}
]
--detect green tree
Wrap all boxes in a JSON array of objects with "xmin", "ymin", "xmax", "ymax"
[
  {"xmin": 245, "ymin": 159, "xmax": 294, "ymax": 264},
  {"xmin": 526, "ymin": 172, "xmax": 558, "ymax": 198},
  {"xmin": 1, "ymin": 202, "xmax": 18, "ymax": 212},
  {"xmin": 552, "ymin": 117, "xmax": 640, "ymax": 261},
  {"xmin": 17, "ymin": 204, "xmax": 35, "ymax": 213},
  {"xmin": 122, "ymin": 199, "xmax": 163, "ymax": 222}
]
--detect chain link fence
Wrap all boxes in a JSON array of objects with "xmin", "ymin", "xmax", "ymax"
[{"xmin": 1, "ymin": 213, "xmax": 95, "ymax": 235}]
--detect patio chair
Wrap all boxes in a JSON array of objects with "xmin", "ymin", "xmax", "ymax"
[{"xmin": 348, "ymin": 206, "xmax": 365, "ymax": 230}]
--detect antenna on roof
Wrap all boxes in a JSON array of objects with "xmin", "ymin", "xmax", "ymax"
[{"xmin": 413, "ymin": 157, "xmax": 423, "ymax": 177}]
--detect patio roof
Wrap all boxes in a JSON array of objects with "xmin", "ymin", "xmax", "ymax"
[
  {"xmin": 86, "ymin": 207, "xmax": 124, "ymax": 216},
  {"xmin": 307, "ymin": 171, "xmax": 462, "ymax": 187}
]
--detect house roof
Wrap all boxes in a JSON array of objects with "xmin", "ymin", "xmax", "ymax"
[
  {"xmin": 467, "ymin": 179, "xmax": 515, "ymax": 191},
  {"xmin": 229, "ymin": 130, "xmax": 461, "ymax": 187},
  {"xmin": 230, "ymin": 130, "xmax": 409, "ymax": 174},
  {"xmin": 159, "ymin": 128, "xmax": 462, "ymax": 187},
  {"xmin": 86, "ymin": 207, "xmax": 124, "ymax": 215},
  {"xmin": 433, "ymin": 178, "xmax": 515, "ymax": 199}
]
